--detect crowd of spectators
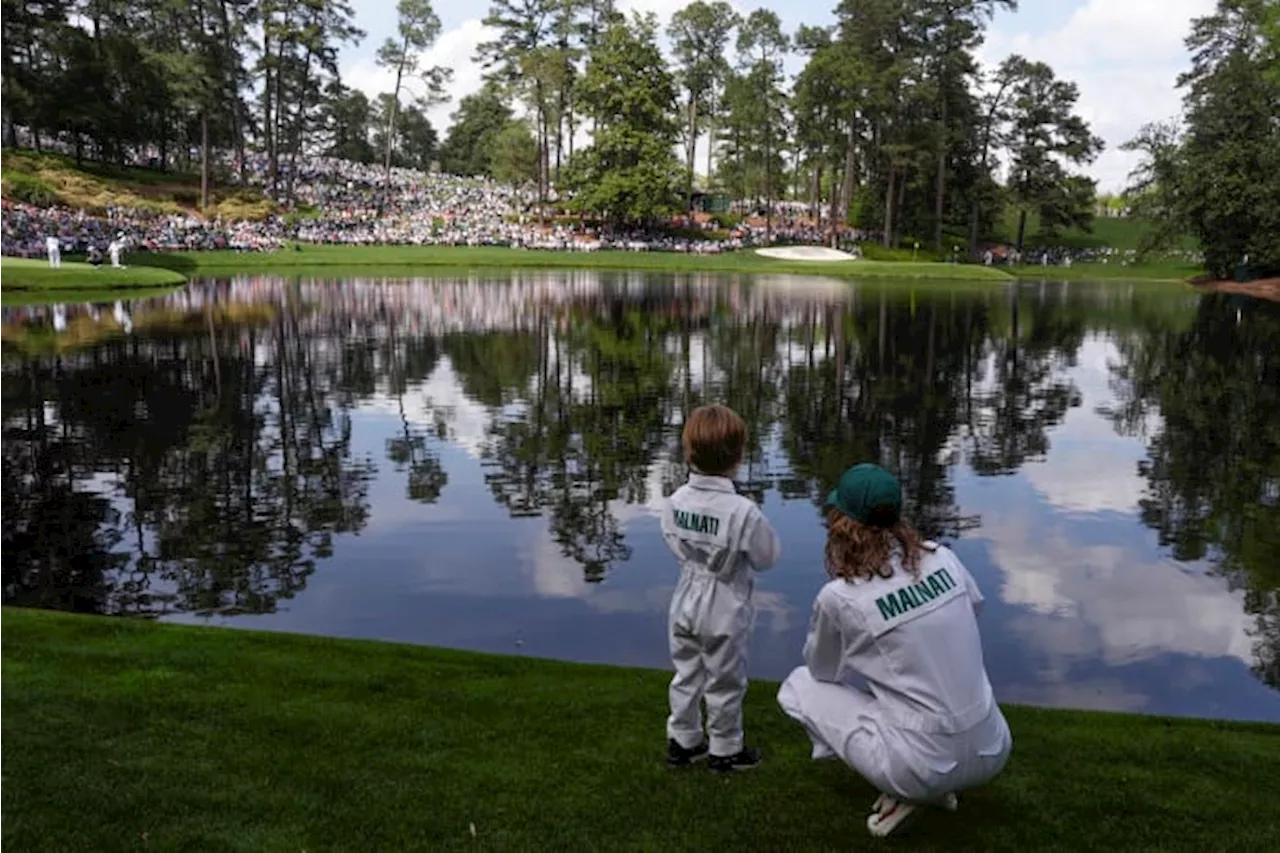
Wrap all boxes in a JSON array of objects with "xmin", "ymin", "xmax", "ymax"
[
  {"xmin": 0, "ymin": 134, "xmax": 1202, "ymax": 267},
  {"xmin": 0, "ymin": 135, "xmax": 883, "ymax": 258},
  {"xmin": 1, "ymin": 200, "xmax": 288, "ymax": 257}
]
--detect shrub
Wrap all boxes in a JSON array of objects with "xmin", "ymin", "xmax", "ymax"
[{"xmin": 2, "ymin": 172, "xmax": 62, "ymax": 207}]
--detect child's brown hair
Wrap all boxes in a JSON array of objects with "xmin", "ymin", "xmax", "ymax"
[{"xmin": 682, "ymin": 404, "xmax": 746, "ymax": 476}]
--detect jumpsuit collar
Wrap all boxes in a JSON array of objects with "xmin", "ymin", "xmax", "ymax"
[{"xmin": 687, "ymin": 473, "xmax": 737, "ymax": 493}]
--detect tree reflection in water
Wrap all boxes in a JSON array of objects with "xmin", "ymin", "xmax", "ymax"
[
  {"xmin": 1102, "ymin": 293, "xmax": 1280, "ymax": 688},
  {"xmin": 1, "ymin": 274, "xmax": 1275, "ymax": 691}
]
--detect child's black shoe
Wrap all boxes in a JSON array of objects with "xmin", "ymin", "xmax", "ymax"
[
  {"xmin": 708, "ymin": 746, "xmax": 762, "ymax": 772},
  {"xmin": 666, "ymin": 738, "xmax": 709, "ymax": 767}
]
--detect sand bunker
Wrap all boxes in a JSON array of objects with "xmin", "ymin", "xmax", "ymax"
[{"xmin": 756, "ymin": 245, "xmax": 858, "ymax": 262}]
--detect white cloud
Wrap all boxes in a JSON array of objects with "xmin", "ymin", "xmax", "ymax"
[
  {"xmin": 985, "ymin": 515, "xmax": 1256, "ymax": 669},
  {"xmin": 1020, "ymin": 336, "xmax": 1149, "ymax": 515},
  {"xmin": 1022, "ymin": 445, "xmax": 1146, "ymax": 515},
  {"xmin": 978, "ymin": 0, "xmax": 1217, "ymax": 192},
  {"xmin": 356, "ymin": 356, "xmax": 493, "ymax": 458}
]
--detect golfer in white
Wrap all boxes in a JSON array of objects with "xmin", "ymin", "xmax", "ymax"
[
  {"xmin": 108, "ymin": 236, "xmax": 125, "ymax": 268},
  {"xmin": 778, "ymin": 463, "xmax": 1011, "ymax": 838},
  {"xmin": 46, "ymin": 235, "xmax": 61, "ymax": 268}
]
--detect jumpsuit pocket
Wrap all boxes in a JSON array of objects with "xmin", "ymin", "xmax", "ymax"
[{"xmin": 893, "ymin": 728, "xmax": 961, "ymax": 778}]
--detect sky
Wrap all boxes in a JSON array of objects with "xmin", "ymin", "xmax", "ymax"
[{"xmin": 338, "ymin": 0, "xmax": 1217, "ymax": 194}]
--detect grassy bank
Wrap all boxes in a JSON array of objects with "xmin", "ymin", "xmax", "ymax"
[
  {"xmin": 4, "ymin": 609, "xmax": 1278, "ymax": 852},
  {"xmin": 1, "ymin": 149, "xmax": 275, "ymax": 220},
  {"xmin": 133, "ymin": 244, "xmax": 1014, "ymax": 282},
  {"xmin": 1, "ymin": 257, "xmax": 186, "ymax": 305},
  {"xmin": 129, "ymin": 246, "xmax": 1206, "ymax": 284},
  {"xmin": 1, "ymin": 302, "xmax": 278, "ymax": 356},
  {"xmin": 1008, "ymin": 260, "xmax": 1204, "ymax": 282},
  {"xmin": 995, "ymin": 210, "xmax": 1199, "ymax": 253}
]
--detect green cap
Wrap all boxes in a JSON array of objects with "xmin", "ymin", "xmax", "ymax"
[{"xmin": 826, "ymin": 463, "xmax": 902, "ymax": 527}]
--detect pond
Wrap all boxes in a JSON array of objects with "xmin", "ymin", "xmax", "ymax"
[{"xmin": 3, "ymin": 271, "xmax": 1278, "ymax": 723}]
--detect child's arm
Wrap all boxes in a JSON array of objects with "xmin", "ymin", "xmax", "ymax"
[
  {"xmin": 802, "ymin": 592, "xmax": 843, "ymax": 683},
  {"xmin": 742, "ymin": 506, "xmax": 780, "ymax": 571}
]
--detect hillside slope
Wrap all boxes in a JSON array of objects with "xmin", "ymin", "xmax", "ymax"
[{"xmin": 1, "ymin": 150, "xmax": 275, "ymax": 221}]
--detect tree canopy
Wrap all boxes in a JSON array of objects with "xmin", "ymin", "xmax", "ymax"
[
  {"xmin": 0, "ymin": 0, "xmax": 1275, "ymax": 265},
  {"xmin": 1123, "ymin": 0, "xmax": 1280, "ymax": 277}
]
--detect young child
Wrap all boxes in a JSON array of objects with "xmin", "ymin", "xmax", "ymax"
[
  {"xmin": 661, "ymin": 404, "xmax": 781, "ymax": 772},
  {"xmin": 777, "ymin": 463, "xmax": 1012, "ymax": 837}
]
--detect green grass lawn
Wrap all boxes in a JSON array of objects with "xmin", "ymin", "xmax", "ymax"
[
  {"xmin": 132, "ymin": 244, "xmax": 1015, "ymax": 282},
  {"xmin": 1, "ymin": 257, "xmax": 186, "ymax": 304},
  {"xmin": 1008, "ymin": 261, "xmax": 1205, "ymax": 283},
  {"xmin": 995, "ymin": 210, "xmax": 1200, "ymax": 253},
  {"xmin": 4, "ymin": 608, "xmax": 1278, "ymax": 852}
]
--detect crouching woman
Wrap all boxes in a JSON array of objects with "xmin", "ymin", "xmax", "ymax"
[{"xmin": 777, "ymin": 463, "xmax": 1012, "ymax": 838}]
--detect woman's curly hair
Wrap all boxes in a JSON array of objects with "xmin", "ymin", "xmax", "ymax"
[{"xmin": 824, "ymin": 508, "xmax": 925, "ymax": 582}]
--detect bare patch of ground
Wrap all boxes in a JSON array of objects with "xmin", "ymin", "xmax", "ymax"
[{"xmin": 1189, "ymin": 275, "xmax": 1280, "ymax": 304}]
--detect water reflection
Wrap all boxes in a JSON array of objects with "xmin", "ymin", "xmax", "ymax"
[{"xmin": 2, "ymin": 273, "xmax": 1277, "ymax": 721}]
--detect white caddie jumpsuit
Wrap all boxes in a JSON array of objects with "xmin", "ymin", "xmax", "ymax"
[
  {"xmin": 662, "ymin": 473, "xmax": 781, "ymax": 756},
  {"xmin": 778, "ymin": 542, "xmax": 1011, "ymax": 803},
  {"xmin": 46, "ymin": 236, "xmax": 61, "ymax": 268}
]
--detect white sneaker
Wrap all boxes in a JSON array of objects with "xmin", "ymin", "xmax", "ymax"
[
  {"xmin": 866, "ymin": 797, "xmax": 918, "ymax": 837},
  {"xmin": 940, "ymin": 792, "xmax": 959, "ymax": 812}
]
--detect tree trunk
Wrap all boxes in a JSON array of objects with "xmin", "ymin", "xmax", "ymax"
[
  {"xmin": 566, "ymin": 92, "xmax": 575, "ymax": 164},
  {"xmin": 271, "ymin": 34, "xmax": 288, "ymax": 193},
  {"xmin": 934, "ymin": 94, "xmax": 948, "ymax": 251},
  {"xmin": 200, "ymin": 111, "xmax": 209, "ymax": 211},
  {"xmin": 895, "ymin": 168, "xmax": 907, "ymax": 248},
  {"xmin": 685, "ymin": 94, "xmax": 698, "ymax": 213},
  {"xmin": 882, "ymin": 166, "xmax": 896, "ymax": 248},
  {"xmin": 288, "ymin": 47, "xmax": 313, "ymax": 205},
  {"xmin": 764, "ymin": 82, "xmax": 772, "ymax": 242},
  {"xmin": 810, "ymin": 164, "xmax": 821, "ymax": 222},
  {"xmin": 383, "ymin": 46, "xmax": 408, "ymax": 188},
  {"xmin": 557, "ymin": 51, "xmax": 573, "ymax": 184},
  {"xmin": 262, "ymin": 28, "xmax": 273, "ymax": 189},
  {"xmin": 764, "ymin": 145, "xmax": 772, "ymax": 241},
  {"xmin": 840, "ymin": 120, "xmax": 857, "ymax": 228},
  {"xmin": 218, "ymin": 0, "xmax": 245, "ymax": 183},
  {"xmin": 969, "ymin": 79, "xmax": 1012, "ymax": 258},
  {"xmin": 705, "ymin": 89, "xmax": 716, "ymax": 188},
  {"xmin": 1016, "ymin": 207, "xmax": 1028, "ymax": 255},
  {"xmin": 829, "ymin": 167, "xmax": 843, "ymax": 246},
  {"xmin": 554, "ymin": 105, "xmax": 563, "ymax": 183},
  {"xmin": 534, "ymin": 80, "xmax": 548, "ymax": 223}
]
